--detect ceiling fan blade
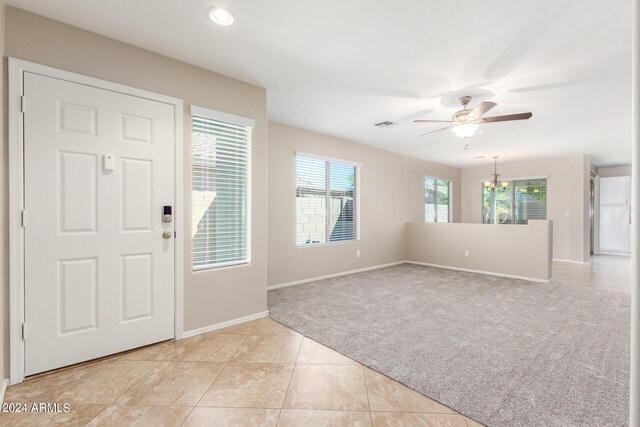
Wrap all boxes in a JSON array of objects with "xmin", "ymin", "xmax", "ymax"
[
  {"xmin": 470, "ymin": 101, "xmax": 497, "ymax": 118},
  {"xmin": 420, "ymin": 126, "xmax": 452, "ymax": 137},
  {"xmin": 479, "ymin": 112, "xmax": 533, "ymax": 123},
  {"xmin": 414, "ymin": 119, "xmax": 454, "ymax": 123}
]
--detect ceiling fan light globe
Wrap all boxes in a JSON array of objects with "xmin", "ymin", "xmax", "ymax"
[{"xmin": 452, "ymin": 123, "xmax": 479, "ymax": 138}]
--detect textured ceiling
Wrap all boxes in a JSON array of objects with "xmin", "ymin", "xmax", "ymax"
[{"xmin": 8, "ymin": 0, "xmax": 632, "ymax": 167}]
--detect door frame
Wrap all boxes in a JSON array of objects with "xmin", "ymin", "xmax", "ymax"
[{"xmin": 8, "ymin": 58, "xmax": 185, "ymax": 384}]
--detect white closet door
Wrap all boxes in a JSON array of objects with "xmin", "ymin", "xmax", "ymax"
[
  {"xmin": 23, "ymin": 72, "xmax": 176, "ymax": 376},
  {"xmin": 599, "ymin": 176, "xmax": 631, "ymax": 254}
]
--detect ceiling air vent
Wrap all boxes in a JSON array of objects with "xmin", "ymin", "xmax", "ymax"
[{"xmin": 374, "ymin": 121, "xmax": 397, "ymax": 128}]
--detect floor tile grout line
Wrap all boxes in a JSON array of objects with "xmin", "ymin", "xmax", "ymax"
[
  {"xmin": 76, "ymin": 358, "xmax": 164, "ymax": 425},
  {"xmin": 362, "ymin": 365, "xmax": 374, "ymax": 425},
  {"xmin": 81, "ymin": 403, "xmax": 110, "ymax": 426},
  {"xmin": 277, "ymin": 329, "xmax": 305, "ymax": 423},
  {"xmin": 178, "ymin": 406, "xmax": 197, "ymax": 427},
  {"xmin": 191, "ymin": 331, "xmax": 255, "ymax": 410}
]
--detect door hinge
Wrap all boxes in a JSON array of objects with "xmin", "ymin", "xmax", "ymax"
[
  {"xmin": 174, "ymin": 231, "xmax": 177, "ymax": 238},
  {"xmin": 21, "ymin": 323, "xmax": 26, "ymax": 340},
  {"xmin": 21, "ymin": 96, "xmax": 26, "ymax": 113},
  {"xmin": 21, "ymin": 210, "xmax": 26, "ymax": 227}
]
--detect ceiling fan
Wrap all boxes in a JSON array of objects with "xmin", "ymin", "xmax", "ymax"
[{"xmin": 414, "ymin": 96, "xmax": 532, "ymax": 138}]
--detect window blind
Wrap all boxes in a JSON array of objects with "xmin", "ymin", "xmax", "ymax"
[
  {"xmin": 514, "ymin": 179, "xmax": 547, "ymax": 224},
  {"xmin": 191, "ymin": 109, "xmax": 251, "ymax": 270},
  {"xmin": 425, "ymin": 177, "xmax": 450, "ymax": 223},
  {"xmin": 296, "ymin": 154, "xmax": 358, "ymax": 245}
]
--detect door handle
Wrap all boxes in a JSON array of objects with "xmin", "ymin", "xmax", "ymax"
[{"xmin": 162, "ymin": 230, "xmax": 172, "ymax": 239}]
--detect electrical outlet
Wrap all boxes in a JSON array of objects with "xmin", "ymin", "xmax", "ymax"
[
  {"xmin": 356, "ymin": 250, "xmax": 361, "ymax": 258},
  {"xmin": 464, "ymin": 250, "xmax": 470, "ymax": 257}
]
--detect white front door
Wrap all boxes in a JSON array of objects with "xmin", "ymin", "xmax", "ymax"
[
  {"xmin": 23, "ymin": 72, "xmax": 176, "ymax": 376},
  {"xmin": 599, "ymin": 176, "xmax": 631, "ymax": 255}
]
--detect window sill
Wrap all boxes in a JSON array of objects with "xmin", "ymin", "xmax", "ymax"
[
  {"xmin": 296, "ymin": 239, "xmax": 361, "ymax": 248},
  {"xmin": 192, "ymin": 260, "xmax": 250, "ymax": 272}
]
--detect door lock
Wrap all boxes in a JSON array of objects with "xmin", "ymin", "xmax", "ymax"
[
  {"xmin": 162, "ymin": 230, "xmax": 172, "ymax": 239},
  {"xmin": 163, "ymin": 206, "xmax": 173, "ymax": 223}
]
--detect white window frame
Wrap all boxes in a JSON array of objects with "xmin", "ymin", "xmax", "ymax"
[
  {"xmin": 295, "ymin": 152, "xmax": 361, "ymax": 247},
  {"xmin": 424, "ymin": 176, "xmax": 452, "ymax": 223},
  {"xmin": 190, "ymin": 105, "xmax": 254, "ymax": 270}
]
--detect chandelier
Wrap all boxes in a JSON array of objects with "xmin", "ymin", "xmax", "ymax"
[{"xmin": 484, "ymin": 156, "xmax": 509, "ymax": 192}]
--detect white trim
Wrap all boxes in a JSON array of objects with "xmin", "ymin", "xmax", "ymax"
[
  {"xmin": 9, "ymin": 58, "xmax": 185, "ymax": 383},
  {"xmin": 8, "ymin": 58, "xmax": 25, "ymax": 386},
  {"xmin": 552, "ymin": 258, "xmax": 592, "ymax": 264},
  {"xmin": 190, "ymin": 105, "xmax": 255, "ymax": 128},
  {"xmin": 632, "ymin": 1, "xmax": 640, "ymax": 424},
  {"xmin": 296, "ymin": 151, "xmax": 362, "ymax": 167},
  {"xmin": 0, "ymin": 379, "xmax": 9, "ymax": 403},
  {"xmin": 424, "ymin": 174, "xmax": 455, "ymax": 183},
  {"xmin": 192, "ymin": 260, "xmax": 250, "ymax": 271},
  {"xmin": 598, "ymin": 252, "xmax": 632, "ymax": 257},
  {"xmin": 181, "ymin": 311, "xmax": 269, "ymax": 339},
  {"xmin": 405, "ymin": 261, "xmax": 552, "ymax": 283},
  {"xmin": 267, "ymin": 261, "xmax": 406, "ymax": 291},
  {"xmin": 296, "ymin": 239, "xmax": 361, "ymax": 249},
  {"xmin": 478, "ymin": 174, "xmax": 549, "ymax": 183},
  {"xmin": 173, "ymin": 88, "xmax": 185, "ymax": 341}
]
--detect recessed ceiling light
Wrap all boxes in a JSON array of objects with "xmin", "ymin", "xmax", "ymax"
[{"xmin": 208, "ymin": 7, "xmax": 235, "ymax": 26}]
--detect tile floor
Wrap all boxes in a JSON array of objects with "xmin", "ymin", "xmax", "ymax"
[
  {"xmin": 1, "ymin": 317, "xmax": 483, "ymax": 426},
  {"xmin": 552, "ymin": 254, "xmax": 631, "ymax": 292}
]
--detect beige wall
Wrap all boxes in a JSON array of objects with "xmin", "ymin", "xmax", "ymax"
[
  {"xmin": 267, "ymin": 123, "xmax": 461, "ymax": 286},
  {"xmin": 461, "ymin": 155, "xmax": 591, "ymax": 263},
  {"xmin": 599, "ymin": 165, "xmax": 632, "ymax": 177},
  {"xmin": 406, "ymin": 220, "xmax": 553, "ymax": 281},
  {"xmin": 3, "ymin": 5, "xmax": 269, "ymax": 381}
]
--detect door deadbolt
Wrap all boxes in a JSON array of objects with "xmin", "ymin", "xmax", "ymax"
[{"xmin": 163, "ymin": 205, "xmax": 173, "ymax": 223}]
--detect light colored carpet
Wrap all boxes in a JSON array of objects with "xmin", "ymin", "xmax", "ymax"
[{"xmin": 267, "ymin": 263, "xmax": 630, "ymax": 427}]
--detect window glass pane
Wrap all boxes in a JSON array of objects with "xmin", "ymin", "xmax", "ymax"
[
  {"xmin": 435, "ymin": 179, "xmax": 449, "ymax": 223},
  {"xmin": 192, "ymin": 114, "xmax": 250, "ymax": 269},
  {"xmin": 425, "ymin": 178, "xmax": 436, "ymax": 222},
  {"xmin": 482, "ymin": 184, "xmax": 492, "ymax": 224},
  {"xmin": 495, "ymin": 182, "xmax": 513, "ymax": 224},
  {"xmin": 425, "ymin": 177, "xmax": 449, "ymax": 223},
  {"xmin": 296, "ymin": 157, "xmax": 327, "ymax": 245},
  {"xmin": 329, "ymin": 162, "xmax": 356, "ymax": 242},
  {"xmin": 514, "ymin": 179, "xmax": 547, "ymax": 224},
  {"xmin": 296, "ymin": 155, "xmax": 358, "ymax": 245}
]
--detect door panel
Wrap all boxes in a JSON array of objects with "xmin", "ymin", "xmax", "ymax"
[
  {"xmin": 599, "ymin": 176, "xmax": 631, "ymax": 254},
  {"xmin": 59, "ymin": 152, "xmax": 98, "ymax": 233},
  {"xmin": 24, "ymin": 72, "xmax": 175, "ymax": 376},
  {"xmin": 600, "ymin": 206, "xmax": 629, "ymax": 253}
]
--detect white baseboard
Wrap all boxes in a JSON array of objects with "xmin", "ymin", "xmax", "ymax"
[
  {"xmin": 267, "ymin": 261, "xmax": 406, "ymax": 291},
  {"xmin": 405, "ymin": 260, "xmax": 551, "ymax": 283},
  {"xmin": 0, "ymin": 378, "xmax": 8, "ymax": 403},
  {"xmin": 181, "ymin": 310, "xmax": 269, "ymax": 339},
  {"xmin": 553, "ymin": 258, "xmax": 591, "ymax": 265},
  {"xmin": 597, "ymin": 252, "xmax": 631, "ymax": 257}
]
